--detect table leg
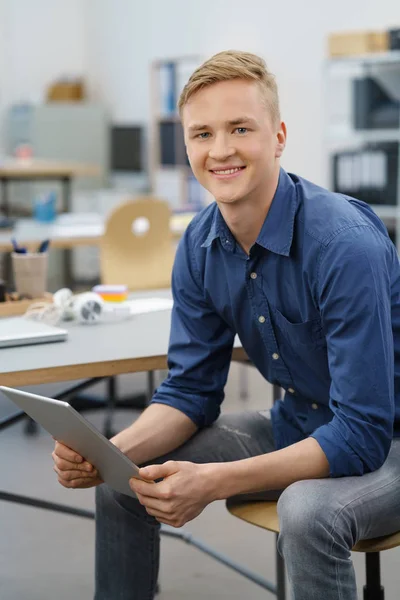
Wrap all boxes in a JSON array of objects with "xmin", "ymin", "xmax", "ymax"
[
  {"xmin": 63, "ymin": 246, "xmax": 74, "ymax": 289},
  {"xmin": 61, "ymin": 176, "xmax": 72, "ymax": 213},
  {"xmin": 1, "ymin": 252, "xmax": 11, "ymax": 285},
  {"xmin": 0, "ymin": 178, "xmax": 9, "ymax": 216},
  {"xmin": 61, "ymin": 176, "xmax": 73, "ymax": 287}
]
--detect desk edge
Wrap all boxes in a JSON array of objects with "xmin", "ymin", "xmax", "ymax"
[{"xmin": 0, "ymin": 347, "xmax": 247, "ymax": 387}]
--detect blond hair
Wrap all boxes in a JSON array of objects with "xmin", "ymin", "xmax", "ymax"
[{"xmin": 178, "ymin": 50, "xmax": 280, "ymax": 124}]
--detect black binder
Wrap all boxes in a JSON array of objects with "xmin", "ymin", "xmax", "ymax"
[{"xmin": 332, "ymin": 142, "xmax": 398, "ymax": 206}]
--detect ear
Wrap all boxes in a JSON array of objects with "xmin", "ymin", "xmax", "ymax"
[{"xmin": 275, "ymin": 121, "xmax": 287, "ymax": 158}]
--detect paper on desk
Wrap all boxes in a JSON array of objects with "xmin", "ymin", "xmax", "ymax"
[
  {"xmin": 51, "ymin": 223, "xmax": 104, "ymax": 238},
  {"xmin": 126, "ymin": 297, "xmax": 173, "ymax": 315}
]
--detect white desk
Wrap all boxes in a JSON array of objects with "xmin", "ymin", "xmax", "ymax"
[
  {"xmin": 0, "ymin": 212, "xmax": 196, "ymax": 252},
  {"xmin": 0, "ymin": 291, "xmax": 245, "ymax": 387}
]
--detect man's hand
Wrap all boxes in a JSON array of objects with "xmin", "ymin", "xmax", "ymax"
[
  {"xmin": 52, "ymin": 441, "xmax": 103, "ymax": 489},
  {"xmin": 130, "ymin": 460, "xmax": 216, "ymax": 528}
]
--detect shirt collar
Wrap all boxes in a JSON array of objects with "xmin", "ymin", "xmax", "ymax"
[
  {"xmin": 201, "ymin": 205, "xmax": 235, "ymax": 251},
  {"xmin": 201, "ymin": 168, "xmax": 298, "ymax": 256},
  {"xmin": 255, "ymin": 168, "xmax": 298, "ymax": 256}
]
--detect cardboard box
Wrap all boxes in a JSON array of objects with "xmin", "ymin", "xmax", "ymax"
[
  {"xmin": 47, "ymin": 80, "xmax": 85, "ymax": 102},
  {"xmin": 328, "ymin": 31, "xmax": 389, "ymax": 57}
]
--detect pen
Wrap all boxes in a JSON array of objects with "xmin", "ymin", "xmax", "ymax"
[
  {"xmin": 38, "ymin": 239, "xmax": 50, "ymax": 253},
  {"xmin": 11, "ymin": 238, "xmax": 27, "ymax": 254}
]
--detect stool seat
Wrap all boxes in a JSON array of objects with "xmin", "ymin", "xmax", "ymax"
[{"xmin": 227, "ymin": 500, "xmax": 400, "ymax": 553}]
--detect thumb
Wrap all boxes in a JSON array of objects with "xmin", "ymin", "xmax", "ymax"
[{"xmin": 139, "ymin": 460, "xmax": 179, "ymax": 481}]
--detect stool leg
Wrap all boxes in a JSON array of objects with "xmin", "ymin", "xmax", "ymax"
[
  {"xmin": 239, "ymin": 364, "xmax": 249, "ymax": 400},
  {"xmin": 363, "ymin": 552, "xmax": 384, "ymax": 600},
  {"xmin": 103, "ymin": 376, "xmax": 117, "ymax": 438},
  {"xmin": 147, "ymin": 370, "xmax": 155, "ymax": 403},
  {"xmin": 276, "ymin": 533, "xmax": 286, "ymax": 600}
]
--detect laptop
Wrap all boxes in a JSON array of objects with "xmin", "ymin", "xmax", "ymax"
[{"xmin": 0, "ymin": 317, "xmax": 68, "ymax": 348}]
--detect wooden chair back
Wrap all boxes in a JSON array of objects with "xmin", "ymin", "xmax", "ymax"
[{"xmin": 100, "ymin": 197, "xmax": 174, "ymax": 290}]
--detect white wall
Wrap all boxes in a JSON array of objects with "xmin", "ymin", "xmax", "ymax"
[
  {"xmin": 0, "ymin": 0, "xmax": 86, "ymax": 156},
  {"xmin": 1, "ymin": 0, "xmax": 400, "ymax": 185},
  {"xmin": 83, "ymin": 0, "xmax": 152, "ymax": 123},
  {"xmin": 0, "ymin": 0, "xmax": 9, "ymax": 151},
  {"xmin": 1, "ymin": 0, "xmax": 86, "ymax": 105}
]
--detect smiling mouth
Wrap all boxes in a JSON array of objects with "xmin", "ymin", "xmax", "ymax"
[{"xmin": 210, "ymin": 166, "xmax": 246, "ymax": 178}]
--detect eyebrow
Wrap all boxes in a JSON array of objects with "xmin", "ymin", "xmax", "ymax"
[{"xmin": 188, "ymin": 117, "xmax": 257, "ymax": 133}]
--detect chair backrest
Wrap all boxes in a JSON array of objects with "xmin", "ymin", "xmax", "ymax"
[{"xmin": 100, "ymin": 196, "xmax": 175, "ymax": 291}]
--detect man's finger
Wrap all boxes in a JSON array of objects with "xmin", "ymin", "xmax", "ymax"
[
  {"xmin": 52, "ymin": 454, "xmax": 94, "ymax": 473},
  {"xmin": 145, "ymin": 507, "xmax": 177, "ymax": 525},
  {"xmin": 136, "ymin": 492, "xmax": 171, "ymax": 513},
  {"xmin": 139, "ymin": 460, "xmax": 179, "ymax": 481},
  {"xmin": 146, "ymin": 510, "xmax": 183, "ymax": 528},
  {"xmin": 57, "ymin": 476, "xmax": 95, "ymax": 489},
  {"xmin": 54, "ymin": 442, "xmax": 83, "ymax": 464},
  {"xmin": 54, "ymin": 465, "xmax": 98, "ymax": 482},
  {"xmin": 130, "ymin": 479, "xmax": 169, "ymax": 500}
]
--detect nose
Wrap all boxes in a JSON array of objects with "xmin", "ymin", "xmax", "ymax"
[{"xmin": 208, "ymin": 133, "xmax": 235, "ymax": 161}]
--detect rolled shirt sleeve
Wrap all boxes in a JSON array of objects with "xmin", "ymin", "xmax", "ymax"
[
  {"xmin": 150, "ymin": 227, "xmax": 235, "ymax": 428},
  {"xmin": 310, "ymin": 225, "xmax": 395, "ymax": 476}
]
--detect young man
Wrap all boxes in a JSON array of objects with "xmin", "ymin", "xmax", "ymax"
[{"xmin": 53, "ymin": 50, "xmax": 400, "ymax": 600}]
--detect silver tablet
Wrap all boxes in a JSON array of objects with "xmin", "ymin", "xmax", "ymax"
[{"xmin": 0, "ymin": 386, "xmax": 142, "ymax": 497}]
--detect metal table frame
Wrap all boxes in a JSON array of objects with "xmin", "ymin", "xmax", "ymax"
[{"xmin": 0, "ymin": 174, "xmax": 72, "ymax": 216}]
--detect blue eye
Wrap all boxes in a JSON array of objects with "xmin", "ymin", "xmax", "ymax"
[
  {"xmin": 236, "ymin": 127, "xmax": 248, "ymax": 134},
  {"xmin": 197, "ymin": 132, "xmax": 210, "ymax": 139}
]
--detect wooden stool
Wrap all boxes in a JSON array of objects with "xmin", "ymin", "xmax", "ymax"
[{"xmin": 227, "ymin": 499, "xmax": 400, "ymax": 600}]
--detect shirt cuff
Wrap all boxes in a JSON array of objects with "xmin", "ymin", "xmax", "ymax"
[
  {"xmin": 150, "ymin": 390, "xmax": 221, "ymax": 429},
  {"xmin": 310, "ymin": 423, "xmax": 364, "ymax": 477}
]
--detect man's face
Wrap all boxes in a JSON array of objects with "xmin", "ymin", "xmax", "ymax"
[{"xmin": 182, "ymin": 79, "xmax": 286, "ymax": 206}]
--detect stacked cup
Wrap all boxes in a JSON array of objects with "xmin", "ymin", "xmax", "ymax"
[{"xmin": 11, "ymin": 239, "xmax": 50, "ymax": 299}]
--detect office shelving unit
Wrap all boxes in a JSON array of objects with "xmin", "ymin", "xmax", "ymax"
[
  {"xmin": 148, "ymin": 55, "xmax": 213, "ymax": 211},
  {"xmin": 324, "ymin": 50, "xmax": 400, "ymax": 250}
]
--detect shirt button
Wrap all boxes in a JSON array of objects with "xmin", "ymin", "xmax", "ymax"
[
  {"xmin": 272, "ymin": 353, "xmax": 279, "ymax": 360},
  {"xmin": 250, "ymin": 272, "xmax": 257, "ymax": 279},
  {"xmin": 258, "ymin": 315, "xmax": 265, "ymax": 323},
  {"xmin": 288, "ymin": 388, "xmax": 295, "ymax": 394},
  {"xmin": 311, "ymin": 403, "xmax": 319, "ymax": 410}
]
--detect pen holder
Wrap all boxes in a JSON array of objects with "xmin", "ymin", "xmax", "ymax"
[
  {"xmin": 34, "ymin": 191, "xmax": 56, "ymax": 223},
  {"xmin": 11, "ymin": 252, "xmax": 49, "ymax": 299}
]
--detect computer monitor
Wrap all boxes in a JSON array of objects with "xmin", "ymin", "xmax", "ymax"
[{"xmin": 110, "ymin": 125, "xmax": 143, "ymax": 172}]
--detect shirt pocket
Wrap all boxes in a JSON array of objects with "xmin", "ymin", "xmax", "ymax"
[{"xmin": 271, "ymin": 307, "xmax": 325, "ymax": 348}]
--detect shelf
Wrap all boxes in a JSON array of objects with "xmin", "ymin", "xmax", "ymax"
[
  {"xmin": 326, "ymin": 50, "xmax": 400, "ymax": 67},
  {"xmin": 327, "ymin": 128, "xmax": 400, "ymax": 148},
  {"xmin": 326, "ymin": 46, "xmax": 400, "ymax": 250},
  {"xmin": 150, "ymin": 54, "xmax": 211, "ymax": 211},
  {"xmin": 368, "ymin": 206, "xmax": 400, "ymax": 219}
]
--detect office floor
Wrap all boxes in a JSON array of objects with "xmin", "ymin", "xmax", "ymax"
[{"xmin": 1, "ymin": 364, "xmax": 399, "ymax": 599}]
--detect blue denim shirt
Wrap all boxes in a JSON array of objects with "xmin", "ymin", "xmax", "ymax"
[{"xmin": 151, "ymin": 169, "xmax": 400, "ymax": 477}]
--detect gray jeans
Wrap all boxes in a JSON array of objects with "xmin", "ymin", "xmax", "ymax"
[{"xmin": 94, "ymin": 411, "xmax": 400, "ymax": 600}]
